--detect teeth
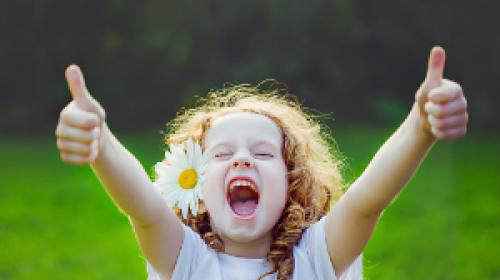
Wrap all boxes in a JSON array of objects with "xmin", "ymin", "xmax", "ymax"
[{"xmin": 229, "ymin": 180, "xmax": 257, "ymax": 193}]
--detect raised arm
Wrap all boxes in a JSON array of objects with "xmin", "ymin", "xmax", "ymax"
[
  {"xmin": 324, "ymin": 47, "xmax": 468, "ymax": 276},
  {"xmin": 55, "ymin": 65, "xmax": 183, "ymax": 277}
]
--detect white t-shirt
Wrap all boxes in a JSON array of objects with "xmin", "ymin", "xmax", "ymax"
[{"xmin": 146, "ymin": 217, "xmax": 363, "ymax": 280}]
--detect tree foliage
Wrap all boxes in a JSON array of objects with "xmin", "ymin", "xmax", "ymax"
[{"xmin": 1, "ymin": 0, "xmax": 497, "ymax": 132}]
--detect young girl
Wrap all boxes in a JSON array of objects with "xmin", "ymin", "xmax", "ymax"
[{"xmin": 55, "ymin": 46, "xmax": 468, "ymax": 279}]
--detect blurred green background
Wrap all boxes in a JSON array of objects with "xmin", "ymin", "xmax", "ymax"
[{"xmin": 1, "ymin": 0, "xmax": 499, "ymax": 279}]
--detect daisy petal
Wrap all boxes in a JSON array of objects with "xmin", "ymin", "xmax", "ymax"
[
  {"xmin": 190, "ymin": 197, "xmax": 198, "ymax": 216},
  {"xmin": 155, "ymin": 138, "xmax": 206, "ymax": 220},
  {"xmin": 170, "ymin": 144, "xmax": 189, "ymax": 168},
  {"xmin": 164, "ymin": 150, "xmax": 172, "ymax": 161},
  {"xmin": 187, "ymin": 138, "xmax": 195, "ymax": 167},
  {"xmin": 163, "ymin": 166, "xmax": 184, "ymax": 183}
]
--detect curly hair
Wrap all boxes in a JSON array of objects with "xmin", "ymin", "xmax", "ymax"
[{"xmin": 161, "ymin": 80, "xmax": 345, "ymax": 280}]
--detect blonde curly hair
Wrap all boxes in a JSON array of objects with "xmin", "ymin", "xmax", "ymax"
[{"xmin": 161, "ymin": 80, "xmax": 345, "ymax": 280}]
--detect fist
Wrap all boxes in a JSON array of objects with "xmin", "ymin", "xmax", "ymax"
[
  {"xmin": 55, "ymin": 65, "xmax": 106, "ymax": 165},
  {"xmin": 415, "ymin": 47, "xmax": 468, "ymax": 140}
]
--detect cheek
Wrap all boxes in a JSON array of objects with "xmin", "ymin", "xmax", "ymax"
[
  {"xmin": 260, "ymin": 178, "xmax": 288, "ymax": 227},
  {"xmin": 261, "ymin": 164, "xmax": 288, "ymax": 206},
  {"xmin": 201, "ymin": 163, "xmax": 226, "ymax": 205}
]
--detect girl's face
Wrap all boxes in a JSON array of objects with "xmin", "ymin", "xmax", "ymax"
[{"xmin": 202, "ymin": 112, "xmax": 288, "ymax": 245}]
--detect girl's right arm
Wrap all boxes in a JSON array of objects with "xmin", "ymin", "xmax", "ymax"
[{"xmin": 56, "ymin": 65, "xmax": 182, "ymax": 277}]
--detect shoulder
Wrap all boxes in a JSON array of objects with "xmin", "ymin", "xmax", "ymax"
[
  {"xmin": 294, "ymin": 217, "xmax": 336, "ymax": 279},
  {"xmin": 295, "ymin": 217, "xmax": 363, "ymax": 280},
  {"xmin": 147, "ymin": 224, "xmax": 219, "ymax": 280}
]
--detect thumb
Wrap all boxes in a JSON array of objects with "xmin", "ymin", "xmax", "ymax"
[
  {"xmin": 424, "ymin": 46, "xmax": 446, "ymax": 88},
  {"xmin": 65, "ymin": 64, "xmax": 105, "ymax": 119}
]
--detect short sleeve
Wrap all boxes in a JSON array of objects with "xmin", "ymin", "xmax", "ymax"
[
  {"xmin": 146, "ymin": 223, "xmax": 215, "ymax": 280},
  {"xmin": 339, "ymin": 254, "xmax": 362, "ymax": 280},
  {"xmin": 298, "ymin": 217, "xmax": 363, "ymax": 280},
  {"xmin": 146, "ymin": 261, "xmax": 160, "ymax": 280}
]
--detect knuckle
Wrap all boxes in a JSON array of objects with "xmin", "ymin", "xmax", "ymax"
[
  {"xmin": 451, "ymin": 127, "xmax": 467, "ymax": 139},
  {"xmin": 88, "ymin": 115, "xmax": 99, "ymax": 127},
  {"xmin": 55, "ymin": 124, "xmax": 64, "ymax": 137},
  {"xmin": 82, "ymin": 145, "xmax": 92, "ymax": 156},
  {"xmin": 59, "ymin": 108, "xmax": 67, "ymax": 119},
  {"xmin": 453, "ymin": 82, "xmax": 463, "ymax": 93},
  {"xmin": 56, "ymin": 139, "xmax": 64, "ymax": 150},
  {"xmin": 434, "ymin": 108, "xmax": 444, "ymax": 117},
  {"xmin": 60, "ymin": 153, "xmax": 69, "ymax": 163},
  {"xmin": 80, "ymin": 156, "xmax": 91, "ymax": 164},
  {"xmin": 60, "ymin": 108, "xmax": 73, "ymax": 121},
  {"xmin": 435, "ymin": 119, "xmax": 446, "ymax": 129},
  {"xmin": 424, "ymin": 102, "xmax": 432, "ymax": 113}
]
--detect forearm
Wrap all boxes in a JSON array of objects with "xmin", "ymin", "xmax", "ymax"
[
  {"xmin": 345, "ymin": 103, "xmax": 436, "ymax": 216},
  {"xmin": 91, "ymin": 123, "xmax": 168, "ymax": 225}
]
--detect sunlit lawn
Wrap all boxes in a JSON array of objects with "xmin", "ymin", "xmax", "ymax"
[{"xmin": 1, "ymin": 125, "xmax": 498, "ymax": 279}]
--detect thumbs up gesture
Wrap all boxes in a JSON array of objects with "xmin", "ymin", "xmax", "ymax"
[
  {"xmin": 55, "ymin": 65, "xmax": 106, "ymax": 164},
  {"xmin": 415, "ymin": 46, "xmax": 468, "ymax": 140}
]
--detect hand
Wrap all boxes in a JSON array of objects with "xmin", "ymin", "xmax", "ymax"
[
  {"xmin": 55, "ymin": 65, "xmax": 106, "ymax": 164},
  {"xmin": 415, "ymin": 46, "xmax": 468, "ymax": 140}
]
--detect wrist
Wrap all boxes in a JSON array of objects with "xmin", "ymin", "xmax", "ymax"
[{"xmin": 93, "ymin": 122, "xmax": 112, "ymax": 164}]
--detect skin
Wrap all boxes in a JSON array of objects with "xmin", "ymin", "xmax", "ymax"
[
  {"xmin": 55, "ymin": 46, "xmax": 468, "ymax": 278},
  {"xmin": 325, "ymin": 47, "xmax": 468, "ymax": 277},
  {"xmin": 202, "ymin": 112, "xmax": 288, "ymax": 258}
]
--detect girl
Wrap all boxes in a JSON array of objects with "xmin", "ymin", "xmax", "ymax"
[{"xmin": 55, "ymin": 46, "xmax": 468, "ymax": 279}]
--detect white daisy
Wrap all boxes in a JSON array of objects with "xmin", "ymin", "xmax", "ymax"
[{"xmin": 154, "ymin": 138, "xmax": 207, "ymax": 219}]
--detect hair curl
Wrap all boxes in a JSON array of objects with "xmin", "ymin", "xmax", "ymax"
[{"xmin": 161, "ymin": 80, "xmax": 344, "ymax": 279}]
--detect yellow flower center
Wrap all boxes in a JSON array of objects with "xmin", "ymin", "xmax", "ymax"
[{"xmin": 178, "ymin": 169, "xmax": 197, "ymax": 189}]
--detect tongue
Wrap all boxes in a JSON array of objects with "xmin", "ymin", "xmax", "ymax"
[{"xmin": 232, "ymin": 199, "xmax": 257, "ymax": 216}]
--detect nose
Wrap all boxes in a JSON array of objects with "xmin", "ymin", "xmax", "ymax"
[{"xmin": 231, "ymin": 156, "xmax": 254, "ymax": 169}]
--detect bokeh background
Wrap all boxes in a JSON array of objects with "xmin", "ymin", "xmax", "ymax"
[{"xmin": 1, "ymin": 0, "xmax": 499, "ymax": 279}]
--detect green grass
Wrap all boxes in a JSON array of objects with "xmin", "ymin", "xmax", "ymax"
[{"xmin": 1, "ymin": 125, "xmax": 499, "ymax": 279}]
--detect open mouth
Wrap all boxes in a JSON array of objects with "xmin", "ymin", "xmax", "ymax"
[{"xmin": 227, "ymin": 177, "xmax": 260, "ymax": 218}]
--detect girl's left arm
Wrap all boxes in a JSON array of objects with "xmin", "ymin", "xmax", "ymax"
[{"xmin": 324, "ymin": 46, "xmax": 469, "ymax": 277}]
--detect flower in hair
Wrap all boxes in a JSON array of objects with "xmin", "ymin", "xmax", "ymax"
[{"xmin": 154, "ymin": 138, "xmax": 207, "ymax": 219}]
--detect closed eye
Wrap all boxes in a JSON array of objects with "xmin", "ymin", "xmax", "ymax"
[
  {"xmin": 215, "ymin": 153, "xmax": 233, "ymax": 158},
  {"xmin": 255, "ymin": 153, "xmax": 274, "ymax": 158}
]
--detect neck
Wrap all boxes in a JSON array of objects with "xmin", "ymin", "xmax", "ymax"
[{"xmin": 221, "ymin": 232, "xmax": 272, "ymax": 258}]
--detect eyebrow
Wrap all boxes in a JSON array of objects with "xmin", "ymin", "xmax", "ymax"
[
  {"xmin": 252, "ymin": 140, "xmax": 279, "ymax": 148},
  {"xmin": 205, "ymin": 142, "xmax": 232, "ymax": 154}
]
